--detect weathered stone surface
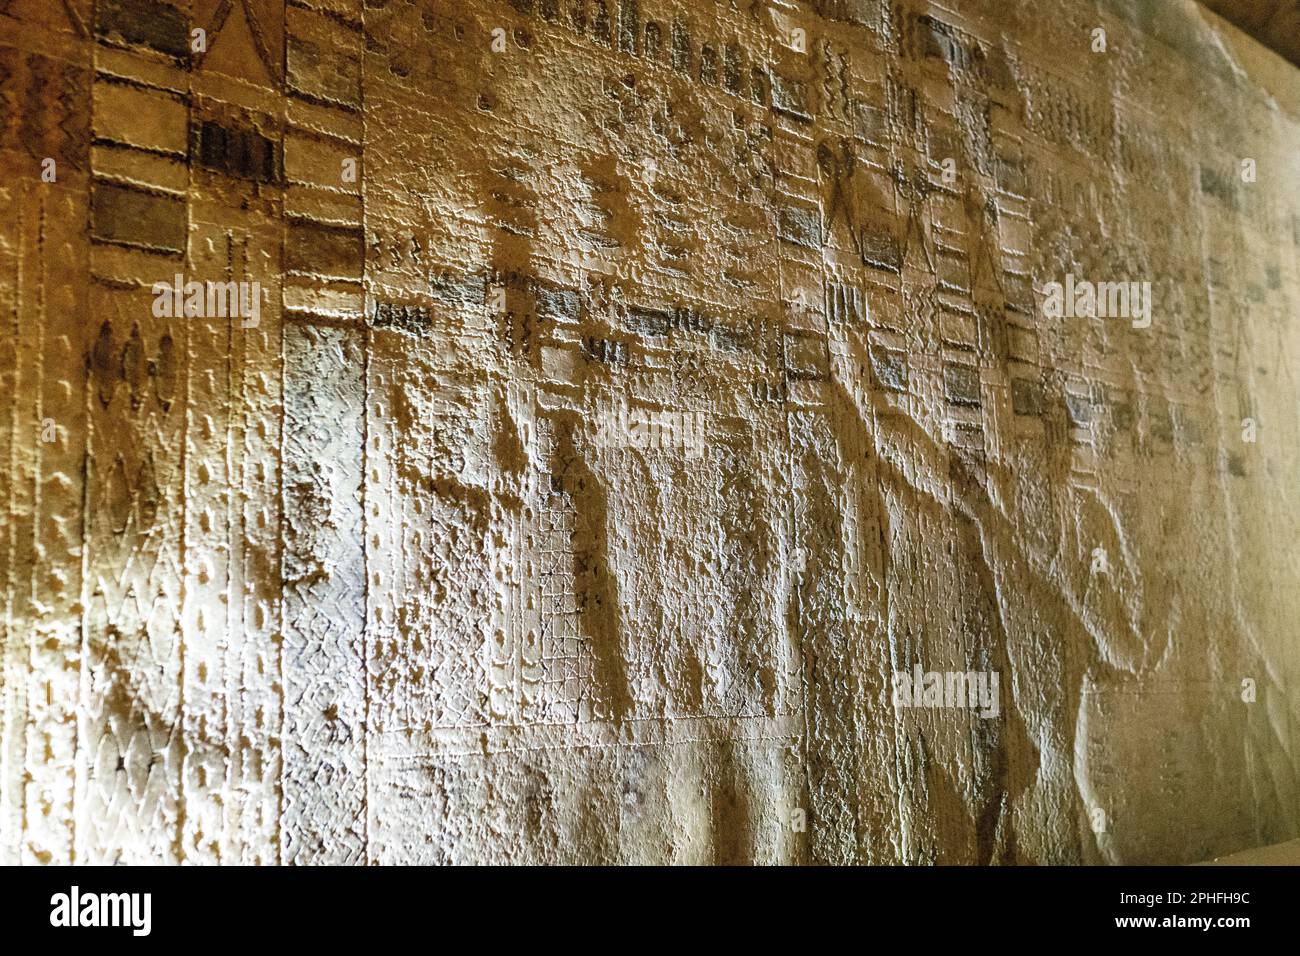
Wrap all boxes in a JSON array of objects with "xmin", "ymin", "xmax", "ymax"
[
  {"xmin": 90, "ymin": 181, "xmax": 187, "ymax": 253},
  {"xmin": 0, "ymin": 0, "xmax": 1298, "ymax": 866},
  {"xmin": 95, "ymin": 0, "xmax": 191, "ymax": 61}
]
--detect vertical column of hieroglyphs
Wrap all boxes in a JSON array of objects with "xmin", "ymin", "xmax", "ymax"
[
  {"xmin": 0, "ymin": 0, "xmax": 92, "ymax": 865},
  {"xmin": 894, "ymin": 2, "xmax": 987, "ymax": 866},
  {"xmin": 797, "ymin": 0, "xmax": 1040, "ymax": 863},
  {"xmin": 989, "ymin": 2, "xmax": 1094, "ymax": 866},
  {"xmin": 977, "ymin": 1, "xmax": 1082, "ymax": 868},
  {"xmin": 990, "ymin": 3, "xmax": 1111, "ymax": 864},
  {"xmin": 898, "ymin": 0, "xmax": 1037, "ymax": 866},
  {"xmin": 779, "ymin": 0, "xmax": 984, "ymax": 864},
  {"xmin": 963, "ymin": 2, "xmax": 1066, "ymax": 867},
  {"xmin": 809, "ymin": 1, "xmax": 925, "ymax": 865},
  {"xmin": 915, "ymin": 14, "xmax": 991, "ymax": 867},
  {"xmin": 802, "ymin": 1, "xmax": 936, "ymax": 864},
  {"xmin": 279, "ymin": 0, "xmax": 368, "ymax": 863},
  {"xmin": 772, "ymin": 1, "xmax": 874, "ymax": 864},
  {"xmin": 856, "ymin": 0, "xmax": 949, "ymax": 865},
  {"xmin": 959, "ymin": 3, "xmax": 1126, "ymax": 864},
  {"xmin": 179, "ymin": 0, "xmax": 286, "ymax": 864},
  {"xmin": 76, "ymin": 0, "xmax": 195, "ymax": 863}
]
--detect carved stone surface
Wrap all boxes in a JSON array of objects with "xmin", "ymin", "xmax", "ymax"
[{"xmin": 0, "ymin": 0, "xmax": 1297, "ymax": 865}]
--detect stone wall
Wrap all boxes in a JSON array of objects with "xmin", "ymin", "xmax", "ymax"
[{"xmin": 0, "ymin": 0, "xmax": 1297, "ymax": 864}]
